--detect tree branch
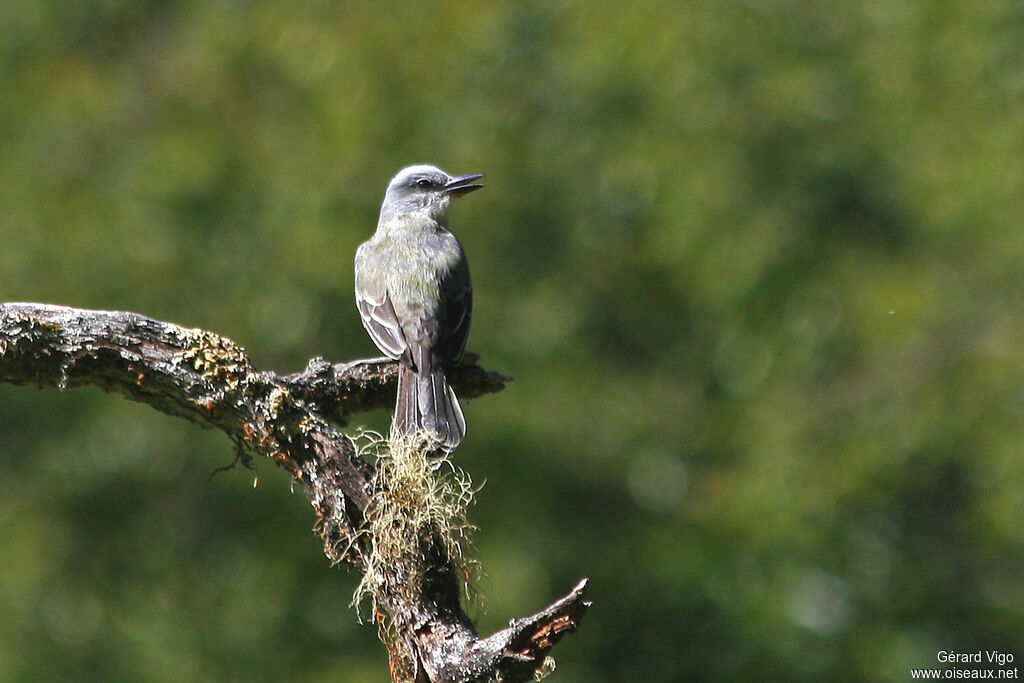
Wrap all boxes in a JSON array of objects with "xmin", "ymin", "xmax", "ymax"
[
  {"xmin": 280, "ymin": 352, "xmax": 510, "ymax": 425},
  {"xmin": 0, "ymin": 302, "xmax": 589, "ymax": 682}
]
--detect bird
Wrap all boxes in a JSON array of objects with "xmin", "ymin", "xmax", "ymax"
[{"xmin": 354, "ymin": 164, "xmax": 482, "ymax": 451}]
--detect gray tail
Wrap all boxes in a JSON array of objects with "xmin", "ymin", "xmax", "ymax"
[{"xmin": 393, "ymin": 364, "xmax": 466, "ymax": 451}]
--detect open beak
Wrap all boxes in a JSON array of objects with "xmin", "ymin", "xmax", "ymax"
[{"xmin": 443, "ymin": 173, "xmax": 485, "ymax": 196}]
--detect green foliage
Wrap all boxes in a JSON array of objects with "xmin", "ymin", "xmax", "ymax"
[{"xmin": 2, "ymin": 1, "xmax": 1024, "ymax": 680}]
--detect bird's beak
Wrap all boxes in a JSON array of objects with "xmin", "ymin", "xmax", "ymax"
[{"xmin": 443, "ymin": 173, "xmax": 485, "ymax": 196}]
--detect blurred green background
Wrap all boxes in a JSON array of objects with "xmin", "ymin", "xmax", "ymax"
[{"xmin": 2, "ymin": 1, "xmax": 1024, "ymax": 681}]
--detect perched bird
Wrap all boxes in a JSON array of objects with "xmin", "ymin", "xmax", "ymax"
[{"xmin": 354, "ymin": 164, "xmax": 482, "ymax": 450}]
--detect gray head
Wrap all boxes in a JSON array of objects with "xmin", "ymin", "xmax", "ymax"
[{"xmin": 380, "ymin": 164, "xmax": 484, "ymax": 223}]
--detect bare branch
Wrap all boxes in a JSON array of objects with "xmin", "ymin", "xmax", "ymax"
[
  {"xmin": 281, "ymin": 353, "xmax": 510, "ymax": 425},
  {"xmin": 440, "ymin": 579, "xmax": 592, "ymax": 682},
  {"xmin": 0, "ymin": 302, "xmax": 588, "ymax": 683}
]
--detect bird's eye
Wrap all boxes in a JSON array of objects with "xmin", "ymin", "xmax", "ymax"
[{"xmin": 415, "ymin": 178, "xmax": 434, "ymax": 189}]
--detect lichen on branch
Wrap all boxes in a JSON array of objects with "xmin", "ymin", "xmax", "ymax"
[{"xmin": 0, "ymin": 302, "xmax": 589, "ymax": 683}]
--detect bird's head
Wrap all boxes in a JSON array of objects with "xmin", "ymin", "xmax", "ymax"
[{"xmin": 381, "ymin": 164, "xmax": 484, "ymax": 223}]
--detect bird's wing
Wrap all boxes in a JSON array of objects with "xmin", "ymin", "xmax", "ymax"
[
  {"xmin": 356, "ymin": 288, "xmax": 408, "ymax": 360},
  {"xmin": 441, "ymin": 259, "xmax": 472, "ymax": 363}
]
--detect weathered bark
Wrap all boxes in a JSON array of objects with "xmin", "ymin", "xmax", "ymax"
[{"xmin": 0, "ymin": 302, "xmax": 589, "ymax": 682}]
